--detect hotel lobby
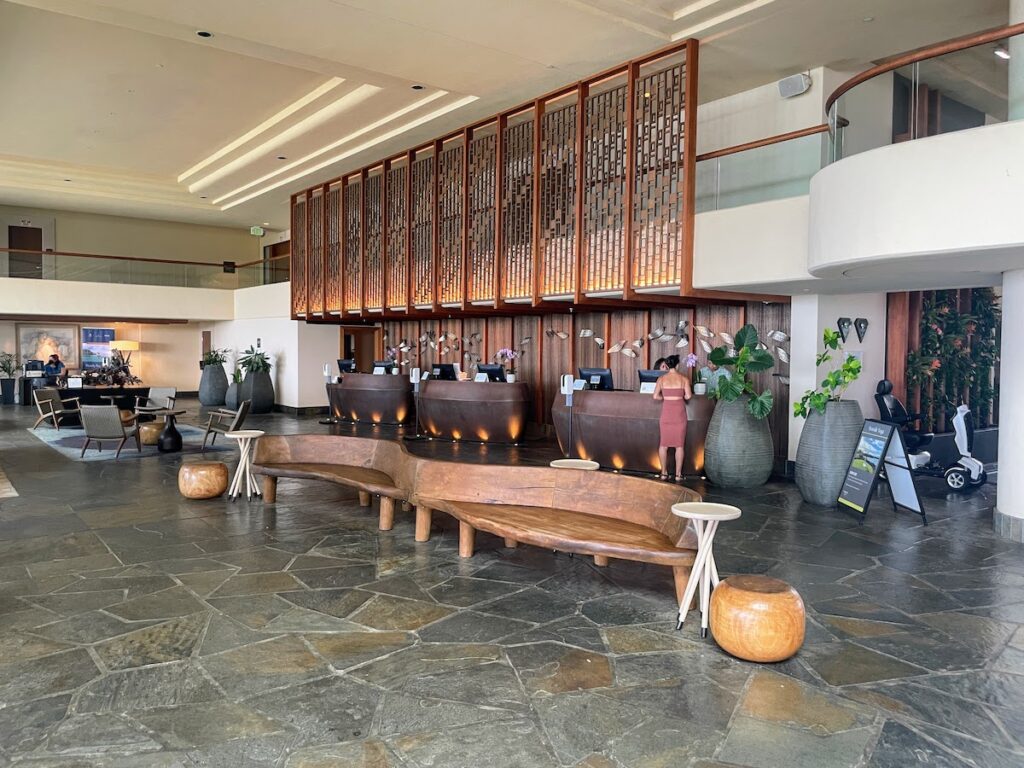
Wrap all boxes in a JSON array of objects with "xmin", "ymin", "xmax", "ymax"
[{"xmin": 0, "ymin": 1, "xmax": 1022, "ymax": 766}]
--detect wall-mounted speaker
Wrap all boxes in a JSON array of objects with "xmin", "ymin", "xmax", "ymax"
[{"xmin": 778, "ymin": 73, "xmax": 812, "ymax": 99}]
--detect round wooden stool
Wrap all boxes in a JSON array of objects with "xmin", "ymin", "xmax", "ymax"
[
  {"xmin": 178, "ymin": 462, "xmax": 229, "ymax": 500},
  {"xmin": 710, "ymin": 574, "xmax": 806, "ymax": 662},
  {"xmin": 671, "ymin": 502, "xmax": 741, "ymax": 637},
  {"xmin": 138, "ymin": 422, "xmax": 163, "ymax": 446}
]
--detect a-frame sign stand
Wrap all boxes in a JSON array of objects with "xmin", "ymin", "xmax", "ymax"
[{"xmin": 837, "ymin": 420, "xmax": 927, "ymax": 526}]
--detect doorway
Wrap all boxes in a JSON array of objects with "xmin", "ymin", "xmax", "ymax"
[
  {"xmin": 342, "ymin": 327, "xmax": 381, "ymax": 372},
  {"xmin": 8, "ymin": 226, "xmax": 43, "ymax": 278}
]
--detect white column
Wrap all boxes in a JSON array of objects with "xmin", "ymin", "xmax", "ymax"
[
  {"xmin": 1012, "ymin": 0, "xmax": 1024, "ymax": 121},
  {"xmin": 996, "ymin": 270, "xmax": 1024, "ymax": 540},
  {"xmin": 787, "ymin": 294, "xmax": 821, "ymax": 462}
]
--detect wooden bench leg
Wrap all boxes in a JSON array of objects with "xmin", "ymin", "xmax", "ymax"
[
  {"xmin": 358, "ymin": 491, "xmax": 371, "ymax": 507},
  {"xmin": 262, "ymin": 476, "xmax": 277, "ymax": 504},
  {"xmin": 673, "ymin": 566, "xmax": 697, "ymax": 609},
  {"xmin": 415, "ymin": 506, "xmax": 432, "ymax": 542},
  {"xmin": 379, "ymin": 497, "xmax": 396, "ymax": 531},
  {"xmin": 504, "ymin": 537, "xmax": 517, "ymax": 548},
  {"xmin": 459, "ymin": 522, "xmax": 475, "ymax": 558},
  {"xmin": 594, "ymin": 555, "xmax": 609, "ymax": 567}
]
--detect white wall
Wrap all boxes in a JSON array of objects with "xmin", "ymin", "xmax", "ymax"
[{"xmin": 787, "ymin": 292, "xmax": 888, "ymax": 461}]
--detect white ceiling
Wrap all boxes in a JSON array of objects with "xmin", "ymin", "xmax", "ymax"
[{"xmin": 0, "ymin": 0, "xmax": 1009, "ymax": 232}]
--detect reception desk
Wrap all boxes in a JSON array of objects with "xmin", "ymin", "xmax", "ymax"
[
  {"xmin": 552, "ymin": 390, "xmax": 714, "ymax": 476},
  {"xmin": 327, "ymin": 374, "xmax": 414, "ymax": 424},
  {"xmin": 417, "ymin": 380, "xmax": 530, "ymax": 443}
]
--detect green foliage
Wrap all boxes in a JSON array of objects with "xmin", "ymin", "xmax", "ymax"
[
  {"xmin": 707, "ymin": 324, "xmax": 775, "ymax": 419},
  {"xmin": 202, "ymin": 348, "xmax": 229, "ymax": 366},
  {"xmin": 794, "ymin": 329, "xmax": 862, "ymax": 418},
  {"xmin": 0, "ymin": 352, "xmax": 17, "ymax": 378},
  {"xmin": 231, "ymin": 368, "xmax": 243, "ymax": 385},
  {"xmin": 239, "ymin": 346, "xmax": 272, "ymax": 374}
]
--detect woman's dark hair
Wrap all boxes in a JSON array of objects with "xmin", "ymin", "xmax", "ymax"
[
  {"xmin": 665, "ymin": 354, "xmax": 680, "ymax": 369},
  {"xmin": 653, "ymin": 357, "xmax": 667, "ymax": 369}
]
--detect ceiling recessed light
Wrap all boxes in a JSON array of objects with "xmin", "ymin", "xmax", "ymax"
[
  {"xmin": 862, "ymin": 16, "xmax": 874, "ymax": 22},
  {"xmin": 199, "ymin": 195, "xmax": 207, "ymax": 199},
  {"xmin": 995, "ymin": 46, "xmax": 1011, "ymax": 60},
  {"xmin": 411, "ymin": 84, "xmax": 424, "ymax": 90},
  {"xmin": 196, "ymin": 30, "xmax": 213, "ymax": 38},
  {"xmin": 262, "ymin": 222, "xmax": 270, "ymax": 226},
  {"xmin": 63, "ymin": 178, "xmax": 71, "ymax": 182},
  {"xmin": 276, "ymin": 155, "xmax": 287, "ymax": 160}
]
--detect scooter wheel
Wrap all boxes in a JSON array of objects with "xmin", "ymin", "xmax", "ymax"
[
  {"xmin": 972, "ymin": 470, "xmax": 988, "ymax": 486},
  {"xmin": 945, "ymin": 468, "xmax": 968, "ymax": 491}
]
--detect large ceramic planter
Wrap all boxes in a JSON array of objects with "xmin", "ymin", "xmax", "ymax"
[
  {"xmin": 198, "ymin": 363, "xmax": 228, "ymax": 406},
  {"xmin": 240, "ymin": 370, "xmax": 275, "ymax": 413},
  {"xmin": 795, "ymin": 400, "xmax": 864, "ymax": 506},
  {"xmin": 225, "ymin": 382, "xmax": 240, "ymax": 411},
  {"xmin": 0, "ymin": 378, "xmax": 14, "ymax": 405},
  {"xmin": 704, "ymin": 396, "xmax": 773, "ymax": 488}
]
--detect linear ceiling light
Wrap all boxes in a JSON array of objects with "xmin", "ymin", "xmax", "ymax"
[
  {"xmin": 995, "ymin": 46, "xmax": 1011, "ymax": 60},
  {"xmin": 673, "ymin": 0, "xmax": 777, "ymax": 40},
  {"xmin": 220, "ymin": 94, "xmax": 478, "ymax": 210},
  {"xmin": 188, "ymin": 83, "xmax": 381, "ymax": 192},
  {"xmin": 177, "ymin": 77, "xmax": 345, "ymax": 183}
]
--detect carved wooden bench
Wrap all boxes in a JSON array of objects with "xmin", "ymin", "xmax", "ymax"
[
  {"xmin": 252, "ymin": 435, "xmax": 416, "ymax": 530},
  {"xmin": 411, "ymin": 461, "xmax": 701, "ymax": 604}
]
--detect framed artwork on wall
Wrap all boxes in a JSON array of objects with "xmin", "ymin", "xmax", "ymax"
[
  {"xmin": 81, "ymin": 328, "xmax": 115, "ymax": 369},
  {"xmin": 16, "ymin": 324, "xmax": 79, "ymax": 369}
]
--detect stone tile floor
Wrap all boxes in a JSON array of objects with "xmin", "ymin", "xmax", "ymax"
[{"xmin": 0, "ymin": 400, "xmax": 1020, "ymax": 767}]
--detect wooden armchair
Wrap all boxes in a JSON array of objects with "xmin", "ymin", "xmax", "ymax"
[
  {"xmin": 79, "ymin": 404, "xmax": 141, "ymax": 459},
  {"xmin": 202, "ymin": 400, "xmax": 251, "ymax": 452},
  {"xmin": 32, "ymin": 388, "xmax": 80, "ymax": 430}
]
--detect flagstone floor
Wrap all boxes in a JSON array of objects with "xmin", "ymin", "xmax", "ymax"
[{"xmin": 0, "ymin": 400, "xmax": 1020, "ymax": 767}]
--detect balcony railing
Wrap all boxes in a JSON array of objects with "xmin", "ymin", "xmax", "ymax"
[{"xmin": 0, "ymin": 248, "xmax": 289, "ymax": 290}]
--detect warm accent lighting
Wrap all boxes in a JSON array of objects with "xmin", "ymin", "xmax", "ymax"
[
  {"xmin": 995, "ymin": 46, "xmax": 1011, "ymax": 60},
  {"xmin": 109, "ymin": 340, "xmax": 140, "ymax": 352}
]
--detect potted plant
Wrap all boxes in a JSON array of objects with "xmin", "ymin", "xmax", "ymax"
[
  {"xmin": 793, "ymin": 329, "xmax": 864, "ymax": 506},
  {"xmin": 238, "ymin": 345, "xmax": 274, "ymax": 413},
  {"xmin": 704, "ymin": 324, "xmax": 775, "ymax": 487},
  {"xmin": 198, "ymin": 348, "xmax": 230, "ymax": 406},
  {"xmin": 225, "ymin": 368, "xmax": 242, "ymax": 410},
  {"xmin": 497, "ymin": 348, "xmax": 519, "ymax": 383},
  {"xmin": 0, "ymin": 352, "xmax": 17, "ymax": 405}
]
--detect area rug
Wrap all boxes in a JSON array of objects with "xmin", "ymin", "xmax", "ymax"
[{"xmin": 27, "ymin": 425, "xmax": 231, "ymax": 462}]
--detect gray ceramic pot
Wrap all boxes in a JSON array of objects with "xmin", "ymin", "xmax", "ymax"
[
  {"xmin": 225, "ymin": 382, "xmax": 240, "ymax": 411},
  {"xmin": 241, "ymin": 370, "xmax": 275, "ymax": 413},
  {"xmin": 198, "ymin": 363, "xmax": 228, "ymax": 406},
  {"xmin": 704, "ymin": 396, "xmax": 773, "ymax": 488},
  {"xmin": 795, "ymin": 399, "xmax": 864, "ymax": 506}
]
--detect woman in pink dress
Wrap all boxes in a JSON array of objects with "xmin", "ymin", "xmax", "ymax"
[{"xmin": 653, "ymin": 354, "xmax": 692, "ymax": 481}]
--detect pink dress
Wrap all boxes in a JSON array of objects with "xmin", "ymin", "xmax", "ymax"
[{"xmin": 659, "ymin": 388, "xmax": 688, "ymax": 448}]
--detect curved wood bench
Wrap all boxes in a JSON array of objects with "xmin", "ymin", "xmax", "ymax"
[
  {"xmin": 252, "ymin": 435, "xmax": 416, "ymax": 530},
  {"xmin": 411, "ymin": 461, "xmax": 701, "ymax": 604}
]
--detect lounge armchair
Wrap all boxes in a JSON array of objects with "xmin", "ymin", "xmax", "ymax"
[
  {"xmin": 79, "ymin": 404, "xmax": 141, "ymax": 459},
  {"xmin": 202, "ymin": 400, "xmax": 251, "ymax": 452},
  {"xmin": 32, "ymin": 388, "xmax": 80, "ymax": 430}
]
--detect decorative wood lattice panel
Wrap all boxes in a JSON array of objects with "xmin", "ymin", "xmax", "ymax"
[
  {"xmin": 386, "ymin": 163, "xmax": 408, "ymax": 309},
  {"xmin": 326, "ymin": 183, "xmax": 342, "ymax": 313},
  {"xmin": 437, "ymin": 143, "xmax": 464, "ymax": 305},
  {"xmin": 410, "ymin": 155, "xmax": 435, "ymax": 308},
  {"xmin": 501, "ymin": 119, "xmax": 534, "ymax": 301},
  {"xmin": 290, "ymin": 195, "xmax": 307, "ymax": 317},
  {"xmin": 467, "ymin": 133, "xmax": 496, "ymax": 303},
  {"xmin": 539, "ymin": 104, "xmax": 577, "ymax": 297},
  {"xmin": 363, "ymin": 172, "xmax": 384, "ymax": 311},
  {"xmin": 307, "ymin": 187, "xmax": 324, "ymax": 315},
  {"xmin": 343, "ymin": 179, "xmax": 362, "ymax": 313},
  {"xmin": 632, "ymin": 62, "xmax": 686, "ymax": 289},
  {"xmin": 583, "ymin": 84, "xmax": 627, "ymax": 294}
]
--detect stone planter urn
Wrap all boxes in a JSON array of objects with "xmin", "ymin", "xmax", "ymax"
[
  {"xmin": 795, "ymin": 399, "xmax": 864, "ymax": 506},
  {"xmin": 225, "ymin": 381, "xmax": 240, "ymax": 411},
  {"xmin": 704, "ymin": 396, "xmax": 773, "ymax": 488},
  {"xmin": 241, "ymin": 370, "xmax": 275, "ymax": 413},
  {"xmin": 198, "ymin": 363, "xmax": 228, "ymax": 406}
]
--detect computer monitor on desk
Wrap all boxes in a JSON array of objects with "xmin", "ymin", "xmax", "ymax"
[
  {"xmin": 637, "ymin": 369, "xmax": 666, "ymax": 384},
  {"xmin": 579, "ymin": 367, "xmax": 613, "ymax": 391},
  {"xmin": 476, "ymin": 364, "xmax": 506, "ymax": 382},
  {"xmin": 337, "ymin": 359, "xmax": 356, "ymax": 374},
  {"xmin": 431, "ymin": 363, "xmax": 459, "ymax": 381},
  {"xmin": 372, "ymin": 360, "xmax": 395, "ymax": 374}
]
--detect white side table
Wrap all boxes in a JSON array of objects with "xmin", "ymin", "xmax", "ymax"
[
  {"xmin": 226, "ymin": 430, "xmax": 265, "ymax": 501},
  {"xmin": 671, "ymin": 502, "xmax": 742, "ymax": 637}
]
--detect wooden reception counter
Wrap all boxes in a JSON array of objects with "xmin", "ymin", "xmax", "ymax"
[
  {"xmin": 552, "ymin": 390, "xmax": 714, "ymax": 476},
  {"xmin": 417, "ymin": 380, "xmax": 530, "ymax": 443},
  {"xmin": 327, "ymin": 374, "xmax": 414, "ymax": 424}
]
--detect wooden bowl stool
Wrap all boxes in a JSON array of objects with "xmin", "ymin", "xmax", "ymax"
[
  {"xmin": 178, "ymin": 462, "xmax": 229, "ymax": 500},
  {"xmin": 709, "ymin": 574, "xmax": 805, "ymax": 662}
]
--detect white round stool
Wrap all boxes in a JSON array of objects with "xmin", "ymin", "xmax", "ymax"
[
  {"xmin": 226, "ymin": 430, "xmax": 265, "ymax": 501},
  {"xmin": 671, "ymin": 502, "xmax": 742, "ymax": 637}
]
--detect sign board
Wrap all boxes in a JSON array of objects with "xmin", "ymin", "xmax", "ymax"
[
  {"xmin": 473, "ymin": 373, "xmax": 489, "ymax": 383},
  {"xmin": 838, "ymin": 419, "xmax": 926, "ymax": 524},
  {"xmin": 66, "ymin": 377, "xmax": 83, "ymax": 389},
  {"xmin": 572, "ymin": 379, "xmax": 586, "ymax": 391},
  {"xmin": 372, "ymin": 366, "xmax": 385, "ymax": 375},
  {"xmin": 639, "ymin": 382, "xmax": 656, "ymax": 394}
]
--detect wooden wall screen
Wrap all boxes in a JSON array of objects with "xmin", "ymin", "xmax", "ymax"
[{"xmin": 290, "ymin": 40, "xmax": 720, "ymax": 318}]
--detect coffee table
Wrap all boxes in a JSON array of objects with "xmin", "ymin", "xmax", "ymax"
[{"xmin": 141, "ymin": 408, "xmax": 187, "ymax": 453}]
